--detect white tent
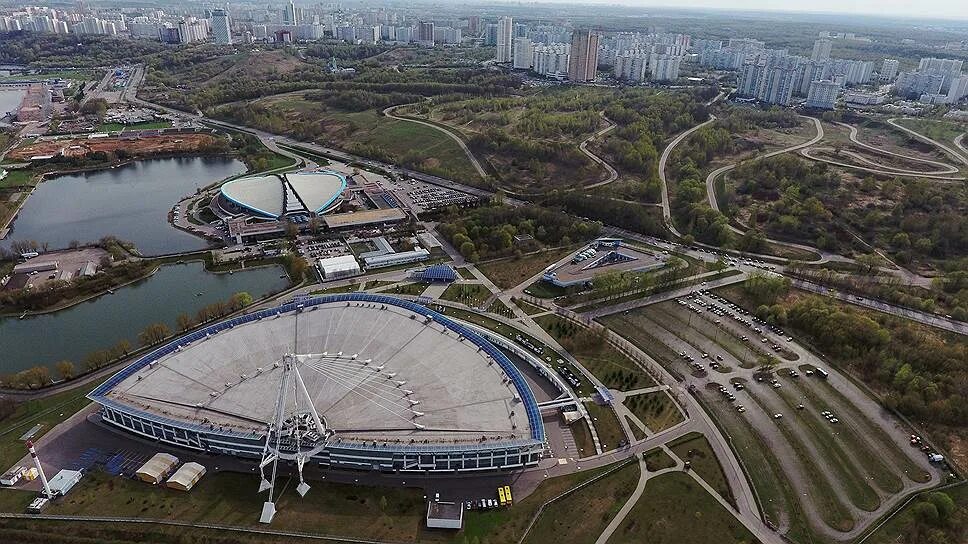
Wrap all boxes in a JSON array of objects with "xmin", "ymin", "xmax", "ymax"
[
  {"xmin": 136, "ymin": 453, "xmax": 179, "ymax": 484},
  {"xmin": 166, "ymin": 462, "xmax": 206, "ymax": 491}
]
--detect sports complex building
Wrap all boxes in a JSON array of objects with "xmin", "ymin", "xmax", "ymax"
[
  {"xmin": 88, "ymin": 294, "xmax": 546, "ymax": 473},
  {"xmin": 542, "ymin": 238, "xmax": 666, "ymax": 288},
  {"xmin": 213, "ymin": 170, "xmax": 347, "ymax": 220}
]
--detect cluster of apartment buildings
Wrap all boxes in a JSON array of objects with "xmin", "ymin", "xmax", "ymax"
[{"xmin": 496, "ymin": 18, "xmax": 686, "ymax": 83}]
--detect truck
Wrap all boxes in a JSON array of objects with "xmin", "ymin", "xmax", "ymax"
[{"xmin": 815, "ymin": 368, "xmax": 829, "ymax": 379}]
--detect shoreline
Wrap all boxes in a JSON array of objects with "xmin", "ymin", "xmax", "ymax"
[{"xmin": 0, "ymin": 255, "xmax": 287, "ymax": 319}]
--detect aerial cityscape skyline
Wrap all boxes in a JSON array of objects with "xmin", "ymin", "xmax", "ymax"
[{"xmin": 0, "ymin": 1, "xmax": 963, "ymax": 543}]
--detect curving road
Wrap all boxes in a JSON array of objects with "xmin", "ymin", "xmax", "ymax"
[
  {"xmin": 706, "ymin": 116, "xmax": 824, "ymax": 214},
  {"xmin": 799, "ymin": 147, "xmax": 965, "ymax": 181},
  {"xmin": 886, "ymin": 118, "xmax": 968, "ymax": 167},
  {"xmin": 580, "ymin": 112, "xmax": 619, "ymax": 189},
  {"xmin": 658, "ymin": 115, "xmax": 717, "ymax": 236},
  {"xmin": 837, "ymin": 121, "xmax": 960, "ymax": 175},
  {"xmin": 955, "ymin": 132, "xmax": 967, "ymax": 156},
  {"xmin": 381, "ymin": 104, "xmax": 488, "ymax": 180}
]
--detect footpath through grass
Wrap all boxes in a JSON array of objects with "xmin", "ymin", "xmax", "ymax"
[
  {"xmin": 668, "ymin": 432, "xmax": 735, "ymax": 506},
  {"xmin": 609, "ymin": 471, "xmax": 759, "ymax": 544},
  {"xmin": 522, "ymin": 461, "xmax": 640, "ymax": 544}
]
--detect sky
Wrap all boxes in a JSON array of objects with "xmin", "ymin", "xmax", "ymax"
[{"xmin": 526, "ymin": 0, "xmax": 966, "ymax": 21}]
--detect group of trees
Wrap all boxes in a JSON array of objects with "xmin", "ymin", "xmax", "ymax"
[
  {"xmin": 436, "ymin": 204, "xmax": 601, "ymax": 261},
  {"xmin": 751, "ymin": 293, "xmax": 966, "ymax": 429},
  {"xmin": 891, "ymin": 490, "xmax": 965, "ymax": 544},
  {"xmin": 0, "ymin": 261, "xmax": 152, "ymax": 312},
  {"xmin": 0, "ymin": 32, "xmax": 166, "ymax": 67}
]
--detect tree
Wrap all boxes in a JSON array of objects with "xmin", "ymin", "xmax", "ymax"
[
  {"xmin": 231, "ymin": 291, "xmax": 253, "ymax": 310},
  {"xmin": 139, "ymin": 322, "xmax": 171, "ymax": 346},
  {"xmin": 55, "ymin": 360, "xmax": 75, "ymax": 380},
  {"xmin": 177, "ymin": 313, "xmax": 194, "ymax": 331},
  {"xmin": 927, "ymin": 492, "xmax": 956, "ymax": 522}
]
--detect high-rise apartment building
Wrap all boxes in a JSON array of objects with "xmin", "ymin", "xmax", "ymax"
[
  {"xmin": 513, "ymin": 37, "xmax": 533, "ymax": 69},
  {"xmin": 880, "ymin": 59, "xmax": 899, "ymax": 82},
  {"xmin": 283, "ymin": 1, "xmax": 297, "ymax": 25},
  {"xmin": 649, "ymin": 54, "xmax": 682, "ymax": 81},
  {"xmin": 568, "ymin": 29, "xmax": 600, "ymax": 82},
  {"xmin": 417, "ymin": 21, "xmax": 435, "ymax": 46},
  {"xmin": 806, "ymin": 79, "xmax": 840, "ymax": 109},
  {"xmin": 811, "ymin": 38, "xmax": 832, "ymax": 63},
  {"xmin": 211, "ymin": 9, "xmax": 231, "ymax": 45},
  {"xmin": 496, "ymin": 17, "xmax": 513, "ymax": 63}
]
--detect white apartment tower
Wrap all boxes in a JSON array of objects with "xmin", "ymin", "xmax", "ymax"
[
  {"xmin": 880, "ymin": 59, "xmax": 899, "ymax": 82},
  {"xmin": 496, "ymin": 17, "xmax": 513, "ymax": 63},
  {"xmin": 811, "ymin": 38, "xmax": 832, "ymax": 63},
  {"xmin": 513, "ymin": 37, "xmax": 533, "ymax": 69}
]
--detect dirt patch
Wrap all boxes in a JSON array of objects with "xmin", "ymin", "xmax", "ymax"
[{"xmin": 8, "ymin": 134, "xmax": 221, "ymax": 161}]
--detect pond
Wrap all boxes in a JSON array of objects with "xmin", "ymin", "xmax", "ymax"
[
  {"xmin": 2, "ymin": 156, "xmax": 245, "ymax": 256},
  {"xmin": 0, "ymin": 260, "xmax": 290, "ymax": 374}
]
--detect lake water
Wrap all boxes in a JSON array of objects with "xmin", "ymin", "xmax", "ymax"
[
  {"xmin": 2, "ymin": 156, "xmax": 245, "ymax": 256},
  {"xmin": 0, "ymin": 89, "xmax": 25, "ymax": 116},
  {"xmin": 0, "ymin": 261, "xmax": 290, "ymax": 374}
]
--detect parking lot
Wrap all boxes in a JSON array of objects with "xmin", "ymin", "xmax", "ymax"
[
  {"xmin": 384, "ymin": 177, "xmax": 479, "ymax": 214},
  {"xmin": 600, "ymin": 290, "xmax": 941, "ymax": 539}
]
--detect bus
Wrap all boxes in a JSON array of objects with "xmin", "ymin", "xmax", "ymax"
[
  {"xmin": 497, "ymin": 487, "xmax": 507, "ymax": 506},
  {"xmin": 815, "ymin": 368, "xmax": 829, "ymax": 379},
  {"xmin": 503, "ymin": 485, "xmax": 512, "ymax": 504}
]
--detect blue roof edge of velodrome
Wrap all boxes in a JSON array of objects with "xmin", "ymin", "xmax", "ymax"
[
  {"xmin": 87, "ymin": 293, "xmax": 546, "ymax": 450},
  {"xmin": 219, "ymin": 170, "xmax": 348, "ymax": 218}
]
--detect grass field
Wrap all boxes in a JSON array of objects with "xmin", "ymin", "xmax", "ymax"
[
  {"xmin": 0, "ymin": 168, "xmax": 39, "ymax": 189},
  {"xmin": 626, "ymin": 416, "xmax": 646, "ymax": 441},
  {"xmin": 894, "ymin": 118, "xmax": 967, "ymax": 149},
  {"xmin": 512, "ymin": 298, "xmax": 547, "ymax": 315},
  {"xmin": 598, "ymin": 314, "xmax": 689, "ymax": 381},
  {"xmin": 0, "ymin": 470, "xmax": 429, "ymax": 541},
  {"xmin": 609, "ymin": 471, "xmax": 759, "ymax": 544},
  {"xmin": 460, "ymin": 461, "xmax": 621, "ymax": 542},
  {"xmin": 534, "ymin": 313, "xmax": 656, "ymax": 392},
  {"xmin": 523, "ymin": 280, "xmax": 567, "ymax": 299},
  {"xmin": 477, "ymin": 246, "xmax": 576, "ymax": 289},
  {"xmin": 522, "ymin": 461, "xmax": 640, "ymax": 544},
  {"xmin": 668, "ymin": 432, "xmax": 735, "ymax": 506},
  {"xmin": 585, "ymin": 401, "xmax": 627, "ymax": 451},
  {"xmin": 455, "ymin": 266, "xmax": 476, "ymax": 280},
  {"xmin": 0, "ymin": 379, "xmax": 105, "ymax": 470},
  {"xmin": 439, "ymin": 283, "xmax": 492, "ymax": 307},
  {"xmin": 245, "ymin": 96, "xmax": 480, "ymax": 183},
  {"xmin": 98, "ymin": 121, "xmax": 172, "ymax": 132},
  {"xmin": 643, "ymin": 448, "xmax": 677, "ymax": 471},
  {"xmin": 383, "ymin": 282, "xmax": 429, "ymax": 296},
  {"xmin": 624, "ymin": 391, "xmax": 684, "ymax": 433}
]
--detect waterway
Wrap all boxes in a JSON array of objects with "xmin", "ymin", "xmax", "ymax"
[
  {"xmin": 2, "ymin": 156, "xmax": 245, "ymax": 256},
  {"xmin": 0, "ymin": 260, "xmax": 290, "ymax": 374}
]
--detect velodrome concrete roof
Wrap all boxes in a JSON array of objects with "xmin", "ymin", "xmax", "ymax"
[
  {"xmin": 220, "ymin": 175, "xmax": 284, "ymax": 218},
  {"xmin": 105, "ymin": 301, "xmax": 529, "ymax": 444},
  {"xmin": 218, "ymin": 170, "xmax": 346, "ymax": 218}
]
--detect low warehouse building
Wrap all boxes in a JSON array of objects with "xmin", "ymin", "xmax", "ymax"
[
  {"xmin": 48, "ymin": 469, "xmax": 83, "ymax": 496},
  {"xmin": 166, "ymin": 462, "xmax": 206, "ymax": 491},
  {"xmin": 318, "ymin": 255, "xmax": 362, "ymax": 279},
  {"xmin": 136, "ymin": 453, "xmax": 179, "ymax": 484}
]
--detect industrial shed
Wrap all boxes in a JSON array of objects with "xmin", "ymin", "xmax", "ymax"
[
  {"xmin": 136, "ymin": 453, "xmax": 179, "ymax": 484},
  {"xmin": 166, "ymin": 462, "xmax": 206, "ymax": 491}
]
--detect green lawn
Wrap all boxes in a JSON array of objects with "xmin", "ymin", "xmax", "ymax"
[
  {"xmin": 439, "ymin": 283, "xmax": 492, "ymax": 307},
  {"xmin": 0, "ymin": 168, "xmax": 39, "ymax": 189},
  {"xmin": 0, "ymin": 470, "xmax": 429, "ymax": 542},
  {"xmin": 0, "ymin": 379, "xmax": 105, "ymax": 470},
  {"xmin": 384, "ymin": 282, "xmax": 429, "ymax": 296},
  {"xmin": 643, "ymin": 447, "xmax": 677, "ymax": 471},
  {"xmin": 624, "ymin": 391, "xmax": 684, "ymax": 433},
  {"xmin": 523, "ymin": 461, "xmax": 640, "ymax": 544},
  {"xmin": 609, "ymin": 471, "xmax": 759, "ymax": 544},
  {"xmin": 513, "ymin": 298, "xmax": 547, "ymax": 315},
  {"xmin": 98, "ymin": 121, "xmax": 172, "ymax": 132},
  {"xmin": 668, "ymin": 432, "xmax": 735, "ymax": 506},
  {"xmin": 585, "ymin": 401, "xmax": 628, "ymax": 451},
  {"xmin": 523, "ymin": 280, "xmax": 567, "ymax": 299},
  {"xmin": 477, "ymin": 246, "xmax": 576, "ymax": 289},
  {"xmin": 455, "ymin": 266, "xmax": 476, "ymax": 280}
]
